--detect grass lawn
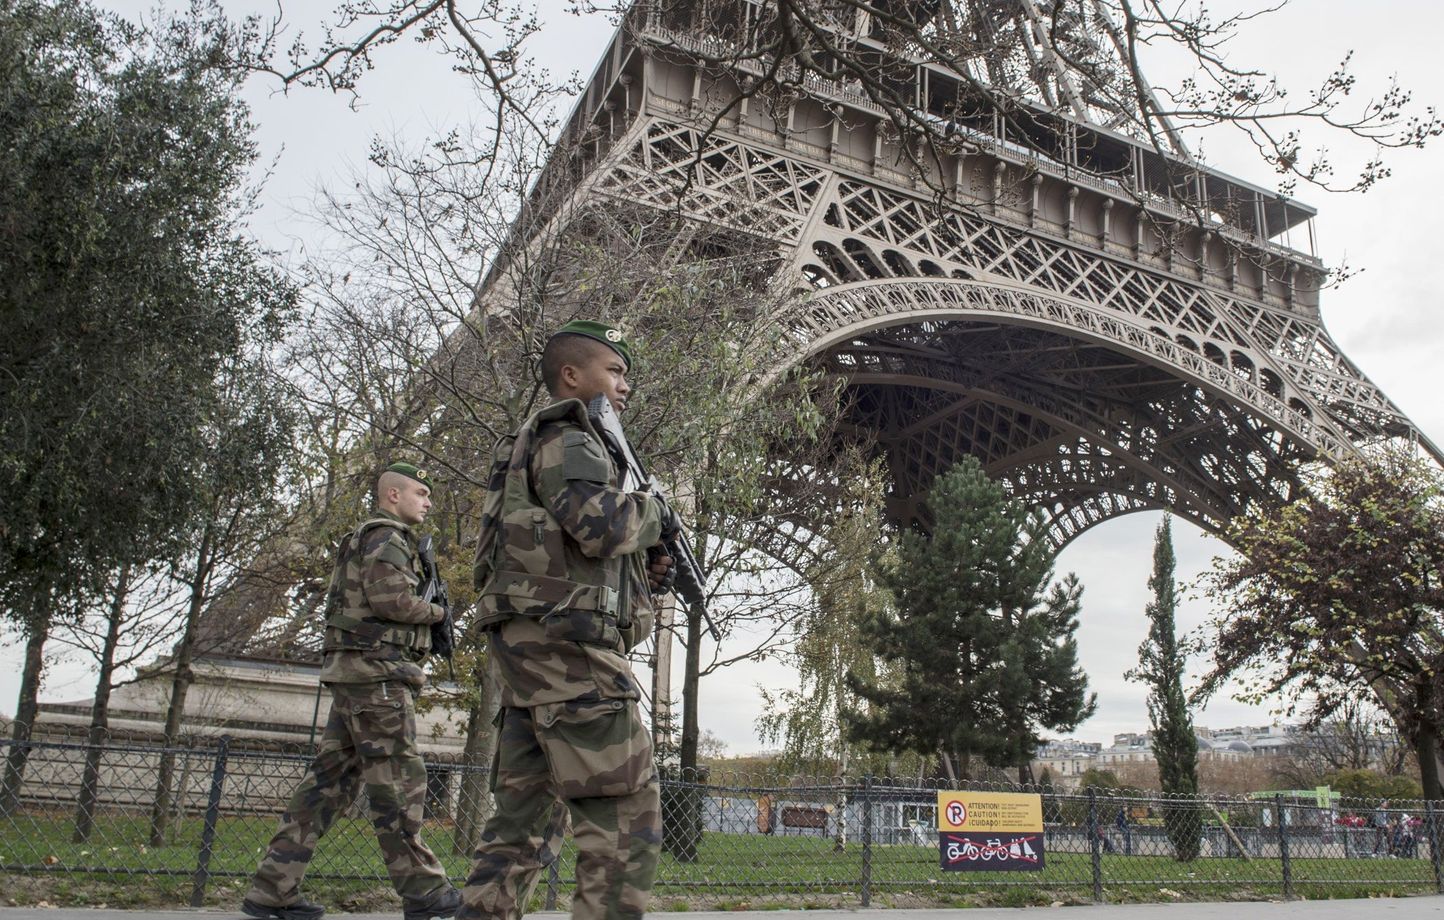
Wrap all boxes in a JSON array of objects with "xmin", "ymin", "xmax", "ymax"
[{"xmin": 0, "ymin": 809, "xmax": 1437, "ymax": 910}]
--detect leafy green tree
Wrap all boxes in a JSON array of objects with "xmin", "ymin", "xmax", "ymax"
[
  {"xmin": 845, "ymin": 456, "xmax": 1096, "ymax": 781},
  {"xmin": 0, "ymin": 0, "xmax": 294, "ymax": 811},
  {"xmin": 1054, "ymin": 767, "xmax": 1123, "ymax": 826},
  {"xmin": 1078, "ymin": 767, "xmax": 1122, "ymax": 790},
  {"xmin": 1199, "ymin": 452, "xmax": 1444, "ymax": 800},
  {"xmin": 1125, "ymin": 516, "xmax": 1201, "ymax": 859},
  {"xmin": 1325, "ymin": 768, "xmax": 1422, "ymax": 802}
]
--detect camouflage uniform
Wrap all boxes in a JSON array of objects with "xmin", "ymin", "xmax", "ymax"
[
  {"xmin": 459, "ymin": 398, "xmax": 664, "ymax": 920},
  {"xmin": 246, "ymin": 509, "xmax": 453, "ymax": 911}
]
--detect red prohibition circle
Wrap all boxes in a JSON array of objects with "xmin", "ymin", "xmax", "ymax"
[{"xmin": 945, "ymin": 800, "xmax": 967, "ymax": 826}]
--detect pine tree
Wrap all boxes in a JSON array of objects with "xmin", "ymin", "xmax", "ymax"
[
  {"xmin": 1126, "ymin": 516, "xmax": 1201, "ymax": 860},
  {"xmin": 845, "ymin": 456, "xmax": 1096, "ymax": 780}
]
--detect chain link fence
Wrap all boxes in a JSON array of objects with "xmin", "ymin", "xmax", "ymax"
[{"xmin": 0, "ymin": 729, "xmax": 1439, "ymax": 910}]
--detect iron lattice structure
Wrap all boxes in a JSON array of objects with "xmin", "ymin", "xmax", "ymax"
[
  {"xmin": 494, "ymin": 0, "xmax": 1440, "ymax": 549},
  {"xmin": 196, "ymin": 0, "xmax": 1439, "ymax": 659}
]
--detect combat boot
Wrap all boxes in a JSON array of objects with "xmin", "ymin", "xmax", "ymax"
[
  {"xmin": 402, "ymin": 884, "xmax": 462, "ymax": 920},
  {"xmin": 240, "ymin": 897, "xmax": 325, "ymax": 920}
]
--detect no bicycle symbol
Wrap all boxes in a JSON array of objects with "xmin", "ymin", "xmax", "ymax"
[{"xmin": 941, "ymin": 832, "xmax": 1044, "ymax": 871}]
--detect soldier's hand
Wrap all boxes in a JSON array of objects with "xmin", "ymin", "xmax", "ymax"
[{"xmin": 647, "ymin": 546, "xmax": 677, "ymax": 594}]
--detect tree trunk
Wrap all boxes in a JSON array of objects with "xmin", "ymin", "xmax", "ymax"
[
  {"xmin": 1417, "ymin": 722, "xmax": 1443, "ymax": 802},
  {"xmin": 663, "ymin": 608, "xmax": 705, "ymax": 862},
  {"xmin": 149, "ymin": 527, "xmax": 212, "ymax": 846},
  {"xmin": 938, "ymin": 750, "xmax": 957, "ymax": 784},
  {"xmin": 679, "ymin": 609, "xmax": 702, "ymax": 775},
  {"xmin": 74, "ymin": 565, "xmax": 130, "ymax": 842},
  {"xmin": 0, "ymin": 609, "xmax": 51, "ymax": 818},
  {"xmin": 147, "ymin": 656, "xmax": 195, "ymax": 847},
  {"xmin": 453, "ymin": 667, "xmax": 499, "ymax": 856}
]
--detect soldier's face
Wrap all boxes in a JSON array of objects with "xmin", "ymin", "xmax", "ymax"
[
  {"xmin": 564, "ymin": 347, "xmax": 631, "ymax": 413},
  {"xmin": 394, "ymin": 481, "xmax": 433, "ymax": 525}
]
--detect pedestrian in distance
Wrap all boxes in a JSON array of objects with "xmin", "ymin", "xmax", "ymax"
[
  {"xmin": 1372, "ymin": 799, "xmax": 1391, "ymax": 857},
  {"xmin": 242, "ymin": 463, "xmax": 462, "ymax": 920},
  {"xmin": 1395, "ymin": 813, "xmax": 1417, "ymax": 858},
  {"xmin": 458, "ymin": 320, "xmax": 677, "ymax": 920},
  {"xmin": 1097, "ymin": 823, "xmax": 1115, "ymax": 854}
]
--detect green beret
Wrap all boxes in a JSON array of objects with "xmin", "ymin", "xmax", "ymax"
[
  {"xmin": 549, "ymin": 320, "xmax": 633, "ymax": 370},
  {"xmin": 385, "ymin": 462, "xmax": 434, "ymax": 490}
]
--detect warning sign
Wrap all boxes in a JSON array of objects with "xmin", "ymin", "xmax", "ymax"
[
  {"xmin": 937, "ymin": 791, "xmax": 1042, "ymax": 832},
  {"xmin": 936, "ymin": 791, "xmax": 1044, "ymax": 872}
]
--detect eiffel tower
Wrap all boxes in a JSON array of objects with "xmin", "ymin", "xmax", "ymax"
[
  {"xmin": 197, "ymin": 2, "xmax": 1438, "ymax": 686},
  {"xmin": 452, "ymin": 0, "xmax": 1440, "ymax": 744},
  {"xmin": 504, "ymin": 0, "xmax": 1439, "ymax": 548}
]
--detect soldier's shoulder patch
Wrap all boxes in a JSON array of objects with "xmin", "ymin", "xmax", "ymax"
[
  {"xmin": 562, "ymin": 428, "xmax": 612, "ymax": 483},
  {"xmin": 560, "ymin": 428, "xmax": 598, "ymax": 449}
]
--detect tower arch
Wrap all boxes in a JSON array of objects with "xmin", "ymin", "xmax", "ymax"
[{"xmin": 767, "ymin": 275, "xmax": 1322, "ymax": 546}]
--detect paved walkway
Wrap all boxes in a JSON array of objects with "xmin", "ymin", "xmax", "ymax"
[{"xmin": 0, "ymin": 902, "xmax": 1440, "ymax": 919}]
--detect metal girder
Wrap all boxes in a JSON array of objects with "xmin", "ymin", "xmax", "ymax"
[
  {"xmin": 577, "ymin": 114, "xmax": 1438, "ymax": 545},
  {"xmin": 602, "ymin": 120, "xmax": 1424, "ymax": 456},
  {"xmin": 819, "ymin": 316, "xmax": 1308, "ymax": 547}
]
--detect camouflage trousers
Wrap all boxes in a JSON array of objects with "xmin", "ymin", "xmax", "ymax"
[
  {"xmin": 246, "ymin": 680, "xmax": 451, "ymax": 908},
  {"xmin": 457, "ymin": 698, "xmax": 661, "ymax": 920}
]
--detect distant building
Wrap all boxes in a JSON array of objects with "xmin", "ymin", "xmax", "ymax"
[
  {"xmin": 1034, "ymin": 738, "xmax": 1101, "ymax": 786},
  {"xmin": 1096, "ymin": 732, "xmax": 1155, "ymax": 766},
  {"xmin": 5, "ymin": 654, "xmax": 472, "ymax": 822},
  {"xmin": 1032, "ymin": 720, "xmax": 1386, "ymax": 788},
  {"xmin": 27, "ymin": 653, "xmax": 466, "ymax": 754}
]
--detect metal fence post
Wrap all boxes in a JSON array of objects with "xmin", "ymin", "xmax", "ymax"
[
  {"xmin": 859, "ymin": 775, "xmax": 873, "ymax": 908},
  {"xmin": 189, "ymin": 735, "xmax": 231, "ymax": 908},
  {"xmin": 544, "ymin": 850, "xmax": 561, "ymax": 910},
  {"xmin": 1275, "ymin": 793, "xmax": 1293, "ymax": 900},
  {"xmin": 1428, "ymin": 800, "xmax": 1444, "ymax": 894},
  {"xmin": 1087, "ymin": 787, "xmax": 1102, "ymax": 903}
]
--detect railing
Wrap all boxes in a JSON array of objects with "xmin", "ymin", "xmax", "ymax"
[{"xmin": 0, "ymin": 730, "xmax": 1437, "ymax": 909}]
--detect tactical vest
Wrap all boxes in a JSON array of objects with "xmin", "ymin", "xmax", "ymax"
[
  {"xmin": 322, "ymin": 517, "xmax": 432, "ymax": 654},
  {"xmin": 472, "ymin": 399, "xmax": 631, "ymax": 633}
]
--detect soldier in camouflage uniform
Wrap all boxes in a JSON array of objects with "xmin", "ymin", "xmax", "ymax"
[
  {"xmin": 458, "ymin": 321, "xmax": 675, "ymax": 920},
  {"xmin": 242, "ymin": 463, "xmax": 463, "ymax": 920}
]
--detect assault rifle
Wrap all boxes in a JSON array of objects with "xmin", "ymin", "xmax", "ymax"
[
  {"xmin": 586, "ymin": 394, "xmax": 721, "ymax": 642},
  {"xmin": 416, "ymin": 535, "xmax": 456, "ymax": 681}
]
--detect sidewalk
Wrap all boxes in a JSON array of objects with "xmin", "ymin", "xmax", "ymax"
[{"xmin": 0, "ymin": 902, "xmax": 1440, "ymax": 920}]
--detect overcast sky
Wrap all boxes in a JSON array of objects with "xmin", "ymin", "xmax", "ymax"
[{"xmin": 9, "ymin": 0, "xmax": 1444, "ymax": 756}]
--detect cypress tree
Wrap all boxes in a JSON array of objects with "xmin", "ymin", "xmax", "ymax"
[{"xmin": 1127, "ymin": 516, "xmax": 1201, "ymax": 859}]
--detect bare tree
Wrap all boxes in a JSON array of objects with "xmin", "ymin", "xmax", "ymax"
[
  {"xmin": 145, "ymin": 354, "xmax": 302, "ymax": 845},
  {"xmin": 1267, "ymin": 699, "xmax": 1410, "ymax": 789},
  {"xmin": 236, "ymin": 0, "xmax": 1440, "ymax": 205}
]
